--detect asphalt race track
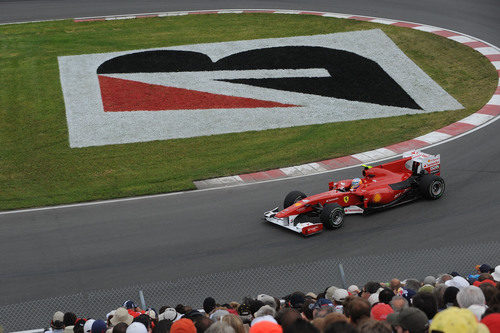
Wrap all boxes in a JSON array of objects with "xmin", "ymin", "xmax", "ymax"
[{"xmin": 0, "ymin": 0, "xmax": 499, "ymax": 306}]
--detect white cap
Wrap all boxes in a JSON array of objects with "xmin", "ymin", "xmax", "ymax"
[
  {"xmin": 251, "ymin": 315, "xmax": 277, "ymax": 326},
  {"xmin": 83, "ymin": 319, "xmax": 95, "ymax": 333},
  {"xmin": 445, "ymin": 276, "xmax": 469, "ymax": 290},
  {"xmin": 126, "ymin": 322, "xmax": 147, "ymax": 333}
]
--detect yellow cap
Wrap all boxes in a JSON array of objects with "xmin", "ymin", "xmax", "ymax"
[{"xmin": 430, "ymin": 307, "xmax": 486, "ymax": 333}]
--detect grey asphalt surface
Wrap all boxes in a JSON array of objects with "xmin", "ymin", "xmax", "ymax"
[{"xmin": 0, "ymin": 0, "xmax": 499, "ymax": 306}]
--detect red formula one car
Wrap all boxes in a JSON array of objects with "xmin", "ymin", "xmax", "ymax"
[{"xmin": 264, "ymin": 150, "xmax": 445, "ymax": 236}]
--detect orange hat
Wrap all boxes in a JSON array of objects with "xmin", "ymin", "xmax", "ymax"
[
  {"xmin": 170, "ymin": 318, "xmax": 196, "ymax": 333},
  {"xmin": 249, "ymin": 321, "xmax": 283, "ymax": 333}
]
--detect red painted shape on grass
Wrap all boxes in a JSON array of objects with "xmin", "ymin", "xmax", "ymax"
[
  {"xmin": 432, "ymin": 30, "xmax": 460, "ymax": 37},
  {"xmin": 436, "ymin": 122, "xmax": 475, "ymax": 136},
  {"xmin": 486, "ymin": 54, "xmax": 500, "ymax": 62},
  {"xmin": 464, "ymin": 41, "xmax": 490, "ymax": 48},
  {"xmin": 478, "ymin": 105, "xmax": 500, "ymax": 116},
  {"xmin": 349, "ymin": 16, "xmax": 374, "ymax": 21},
  {"xmin": 98, "ymin": 75, "xmax": 298, "ymax": 111},
  {"xmin": 385, "ymin": 139, "xmax": 428, "ymax": 153},
  {"xmin": 264, "ymin": 169, "xmax": 287, "ymax": 179},
  {"xmin": 392, "ymin": 22, "xmax": 420, "ymax": 28}
]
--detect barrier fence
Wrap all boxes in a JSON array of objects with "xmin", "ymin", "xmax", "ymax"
[{"xmin": 1, "ymin": 241, "xmax": 498, "ymax": 332}]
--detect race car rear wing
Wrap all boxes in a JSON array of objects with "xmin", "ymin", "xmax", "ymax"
[{"xmin": 403, "ymin": 150, "xmax": 441, "ymax": 175}]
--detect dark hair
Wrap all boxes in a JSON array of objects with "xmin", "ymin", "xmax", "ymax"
[
  {"xmin": 73, "ymin": 319, "xmax": 86, "ymax": 333},
  {"xmin": 344, "ymin": 298, "xmax": 370, "ymax": 324},
  {"xmin": 112, "ymin": 322, "xmax": 128, "ymax": 333},
  {"xmin": 412, "ymin": 292, "xmax": 437, "ymax": 320},
  {"xmin": 203, "ymin": 297, "xmax": 216, "ymax": 314},
  {"xmin": 325, "ymin": 321, "xmax": 359, "ymax": 333},
  {"xmin": 364, "ymin": 282, "xmax": 380, "ymax": 294},
  {"xmin": 443, "ymin": 286, "xmax": 459, "ymax": 307},
  {"xmin": 153, "ymin": 320, "xmax": 172, "ymax": 333},
  {"xmin": 158, "ymin": 306, "xmax": 170, "ymax": 315},
  {"xmin": 175, "ymin": 304, "xmax": 187, "ymax": 314},
  {"xmin": 64, "ymin": 312, "xmax": 77, "ymax": 327},
  {"xmin": 194, "ymin": 316, "xmax": 213, "ymax": 333},
  {"xmin": 284, "ymin": 319, "xmax": 319, "ymax": 333},
  {"xmin": 358, "ymin": 320, "xmax": 391, "ymax": 333},
  {"xmin": 378, "ymin": 288, "xmax": 395, "ymax": 304},
  {"xmin": 302, "ymin": 299, "xmax": 315, "ymax": 320},
  {"xmin": 276, "ymin": 308, "xmax": 301, "ymax": 330},
  {"xmin": 133, "ymin": 314, "xmax": 151, "ymax": 330}
]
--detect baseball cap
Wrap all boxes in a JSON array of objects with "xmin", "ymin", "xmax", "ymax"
[
  {"xmin": 348, "ymin": 285, "xmax": 360, "ymax": 294},
  {"xmin": 430, "ymin": 307, "xmax": 489, "ymax": 333},
  {"xmin": 478, "ymin": 264, "xmax": 492, "ymax": 273},
  {"xmin": 289, "ymin": 293, "xmax": 305, "ymax": 308},
  {"xmin": 249, "ymin": 320, "xmax": 283, "ymax": 333},
  {"xmin": 123, "ymin": 300, "xmax": 137, "ymax": 309},
  {"xmin": 91, "ymin": 319, "xmax": 107, "ymax": 333},
  {"xmin": 159, "ymin": 308, "xmax": 180, "ymax": 321},
  {"xmin": 332, "ymin": 289, "xmax": 349, "ymax": 303},
  {"xmin": 310, "ymin": 298, "xmax": 334, "ymax": 310},
  {"xmin": 445, "ymin": 276, "xmax": 470, "ymax": 289},
  {"xmin": 51, "ymin": 311, "xmax": 65, "ymax": 329},
  {"xmin": 126, "ymin": 322, "xmax": 148, "ymax": 333},
  {"xmin": 387, "ymin": 307, "xmax": 428, "ymax": 333},
  {"xmin": 170, "ymin": 318, "xmax": 196, "ymax": 333},
  {"xmin": 251, "ymin": 315, "xmax": 277, "ymax": 326},
  {"xmin": 83, "ymin": 319, "xmax": 95, "ymax": 333}
]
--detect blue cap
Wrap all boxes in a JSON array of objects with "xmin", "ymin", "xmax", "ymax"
[
  {"xmin": 91, "ymin": 320, "xmax": 107, "ymax": 333},
  {"xmin": 310, "ymin": 298, "xmax": 334, "ymax": 309},
  {"xmin": 123, "ymin": 300, "xmax": 137, "ymax": 309}
]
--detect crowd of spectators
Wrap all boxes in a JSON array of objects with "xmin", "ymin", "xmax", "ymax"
[{"xmin": 38, "ymin": 264, "xmax": 500, "ymax": 333}]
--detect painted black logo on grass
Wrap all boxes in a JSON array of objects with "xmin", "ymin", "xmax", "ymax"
[{"xmin": 97, "ymin": 47, "xmax": 421, "ymax": 109}]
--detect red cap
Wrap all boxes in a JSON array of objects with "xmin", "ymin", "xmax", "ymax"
[
  {"xmin": 481, "ymin": 313, "xmax": 500, "ymax": 333},
  {"xmin": 170, "ymin": 318, "xmax": 196, "ymax": 333},
  {"xmin": 371, "ymin": 303, "xmax": 394, "ymax": 321},
  {"xmin": 249, "ymin": 321, "xmax": 283, "ymax": 333}
]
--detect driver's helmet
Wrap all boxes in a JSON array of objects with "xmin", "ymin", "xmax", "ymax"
[{"xmin": 351, "ymin": 178, "xmax": 362, "ymax": 190}]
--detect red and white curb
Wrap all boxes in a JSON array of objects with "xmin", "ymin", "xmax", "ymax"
[{"xmin": 73, "ymin": 9, "xmax": 500, "ymax": 189}]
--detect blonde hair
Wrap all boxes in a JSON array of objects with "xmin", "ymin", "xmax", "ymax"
[{"xmin": 221, "ymin": 314, "xmax": 245, "ymax": 333}]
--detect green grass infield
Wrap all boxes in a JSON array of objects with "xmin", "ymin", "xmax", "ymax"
[{"xmin": 0, "ymin": 14, "xmax": 497, "ymax": 210}]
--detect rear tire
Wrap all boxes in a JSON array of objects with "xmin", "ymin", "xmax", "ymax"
[
  {"xmin": 320, "ymin": 203, "xmax": 345, "ymax": 229},
  {"xmin": 418, "ymin": 175, "xmax": 445, "ymax": 200},
  {"xmin": 284, "ymin": 191, "xmax": 307, "ymax": 208}
]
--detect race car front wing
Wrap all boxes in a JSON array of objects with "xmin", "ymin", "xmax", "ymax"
[{"xmin": 263, "ymin": 207, "xmax": 323, "ymax": 236}]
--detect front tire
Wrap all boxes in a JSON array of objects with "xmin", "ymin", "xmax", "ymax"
[
  {"xmin": 418, "ymin": 175, "xmax": 445, "ymax": 200},
  {"xmin": 283, "ymin": 191, "xmax": 307, "ymax": 208},
  {"xmin": 320, "ymin": 203, "xmax": 345, "ymax": 229}
]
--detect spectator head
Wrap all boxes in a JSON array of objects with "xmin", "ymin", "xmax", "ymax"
[
  {"xmin": 158, "ymin": 308, "xmax": 180, "ymax": 322},
  {"xmin": 325, "ymin": 286, "xmax": 338, "ymax": 301},
  {"xmin": 492, "ymin": 265, "xmax": 500, "ymax": 282},
  {"xmin": 433, "ymin": 284, "xmax": 447, "ymax": 310},
  {"xmin": 257, "ymin": 294, "xmax": 277, "ymax": 309},
  {"xmin": 175, "ymin": 304, "xmax": 188, "ymax": 315},
  {"xmin": 306, "ymin": 292, "xmax": 318, "ymax": 300},
  {"xmin": 445, "ymin": 276, "xmax": 470, "ymax": 290},
  {"xmin": 324, "ymin": 321, "xmax": 358, "ymax": 333},
  {"xmin": 358, "ymin": 319, "xmax": 392, "ymax": 333},
  {"xmin": 371, "ymin": 303, "xmax": 394, "ymax": 321},
  {"xmin": 418, "ymin": 284, "xmax": 434, "ymax": 294},
  {"xmin": 112, "ymin": 322, "xmax": 128, "ymax": 333},
  {"xmin": 289, "ymin": 292, "xmax": 305, "ymax": 310},
  {"xmin": 322, "ymin": 312, "xmax": 348, "ymax": 328},
  {"xmin": 111, "ymin": 308, "xmax": 134, "ymax": 326},
  {"xmin": 205, "ymin": 322, "xmax": 235, "ymax": 333},
  {"xmin": 194, "ymin": 316, "xmax": 214, "ymax": 333},
  {"xmin": 332, "ymin": 289, "xmax": 349, "ymax": 305},
  {"xmin": 182, "ymin": 310, "xmax": 204, "ymax": 322},
  {"xmin": 91, "ymin": 320, "xmax": 107, "ymax": 333},
  {"xmin": 221, "ymin": 314, "xmax": 244, "ymax": 333},
  {"xmin": 236, "ymin": 303, "xmax": 252, "ymax": 325},
  {"xmin": 387, "ymin": 307, "xmax": 428, "ymax": 333},
  {"xmin": 390, "ymin": 279, "xmax": 401, "ymax": 291},
  {"xmin": 51, "ymin": 311, "xmax": 65, "ymax": 330},
  {"xmin": 481, "ymin": 313, "xmax": 500, "ymax": 333},
  {"xmin": 412, "ymin": 292, "xmax": 437, "ymax": 320},
  {"xmin": 476, "ymin": 264, "xmax": 493, "ymax": 273},
  {"xmin": 83, "ymin": 319, "xmax": 95, "ymax": 333},
  {"xmin": 423, "ymin": 276, "xmax": 436, "ymax": 286},
  {"xmin": 73, "ymin": 318, "xmax": 86, "ymax": 333},
  {"xmin": 379, "ymin": 288, "xmax": 395, "ymax": 304},
  {"xmin": 479, "ymin": 283, "xmax": 498, "ymax": 307},
  {"xmin": 404, "ymin": 279, "xmax": 421, "ymax": 293},
  {"xmin": 362, "ymin": 282, "xmax": 380, "ymax": 299},
  {"xmin": 430, "ymin": 307, "xmax": 488, "ymax": 333},
  {"xmin": 126, "ymin": 322, "xmax": 147, "ymax": 333},
  {"xmin": 283, "ymin": 319, "xmax": 319, "ymax": 333},
  {"xmin": 249, "ymin": 321, "xmax": 282, "ymax": 333},
  {"xmin": 251, "ymin": 315, "xmax": 277, "ymax": 327},
  {"xmin": 457, "ymin": 285, "xmax": 486, "ymax": 308},
  {"xmin": 64, "ymin": 312, "xmax": 77, "ymax": 327},
  {"xmin": 443, "ymin": 286, "xmax": 460, "ymax": 307},
  {"xmin": 344, "ymin": 297, "xmax": 371, "ymax": 326},
  {"xmin": 348, "ymin": 285, "xmax": 361, "ymax": 296},
  {"xmin": 468, "ymin": 304, "xmax": 487, "ymax": 321},
  {"xmin": 254, "ymin": 305, "xmax": 276, "ymax": 318},
  {"xmin": 210, "ymin": 309, "xmax": 230, "ymax": 322},
  {"xmin": 390, "ymin": 295, "xmax": 409, "ymax": 312},
  {"xmin": 302, "ymin": 298, "xmax": 316, "ymax": 320},
  {"xmin": 123, "ymin": 301, "xmax": 138, "ymax": 310},
  {"xmin": 436, "ymin": 274, "xmax": 453, "ymax": 285},
  {"xmin": 133, "ymin": 314, "xmax": 151, "ymax": 332},
  {"xmin": 311, "ymin": 299, "xmax": 334, "ymax": 319},
  {"xmin": 276, "ymin": 308, "xmax": 301, "ymax": 330},
  {"xmin": 170, "ymin": 318, "xmax": 196, "ymax": 333},
  {"xmin": 203, "ymin": 297, "xmax": 217, "ymax": 315}
]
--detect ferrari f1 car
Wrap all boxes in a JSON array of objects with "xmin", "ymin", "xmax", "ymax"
[{"xmin": 264, "ymin": 150, "xmax": 445, "ymax": 236}]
